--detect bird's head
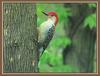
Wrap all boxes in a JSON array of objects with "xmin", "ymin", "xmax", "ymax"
[{"xmin": 42, "ymin": 11, "xmax": 58, "ymax": 26}]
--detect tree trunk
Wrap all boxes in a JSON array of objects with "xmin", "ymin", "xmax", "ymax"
[
  {"xmin": 63, "ymin": 4, "xmax": 96, "ymax": 72},
  {"xmin": 3, "ymin": 3, "xmax": 39, "ymax": 73}
]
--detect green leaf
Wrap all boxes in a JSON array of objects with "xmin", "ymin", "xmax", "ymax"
[
  {"xmin": 88, "ymin": 3, "xmax": 96, "ymax": 8},
  {"xmin": 51, "ymin": 37, "xmax": 71, "ymax": 48},
  {"xmin": 84, "ymin": 13, "xmax": 96, "ymax": 29}
]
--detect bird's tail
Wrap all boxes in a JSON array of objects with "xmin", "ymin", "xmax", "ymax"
[{"xmin": 38, "ymin": 42, "xmax": 44, "ymax": 57}]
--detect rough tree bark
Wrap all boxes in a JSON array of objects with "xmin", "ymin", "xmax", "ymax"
[
  {"xmin": 3, "ymin": 3, "xmax": 39, "ymax": 72},
  {"xmin": 63, "ymin": 4, "xmax": 96, "ymax": 72}
]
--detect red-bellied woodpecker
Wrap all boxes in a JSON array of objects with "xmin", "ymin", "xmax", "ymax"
[{"xmin": 38, "ymin": 11, "xmax": 58, "ymax": 57}]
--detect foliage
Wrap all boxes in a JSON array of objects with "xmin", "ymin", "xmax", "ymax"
[
  {"xmin": 84, "ymin": 3, "xmax": 96, "ymax": 29},
  {"xmin": 84, "ymin": 13, "xmax": 96, "ymax": 29},
  {"xmin": 88, "ymin": 3, "xmax": 96, "ymax": 8},
  {"xmin": 39, "ymin": 64, "xmax": 79, "ymax": 72}
]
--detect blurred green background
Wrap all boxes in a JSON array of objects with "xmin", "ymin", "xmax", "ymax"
[{"xmin": 37, "ymin": 3, "xmax": 96, "ymax": 72}]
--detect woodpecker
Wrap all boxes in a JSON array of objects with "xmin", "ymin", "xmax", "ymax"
[{"xmin": 38, "ymin": 11, "xmax": 58, "ymax": 57}]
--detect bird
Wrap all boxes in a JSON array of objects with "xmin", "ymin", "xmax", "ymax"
[{"xmin": 38, "ymin": 11, "xmax": 58, "ymax": 57}]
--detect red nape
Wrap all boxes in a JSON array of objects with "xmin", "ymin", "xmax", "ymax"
[{"xmin": 48, "ymin": 12, "xmax": 58, "ymax": 25}]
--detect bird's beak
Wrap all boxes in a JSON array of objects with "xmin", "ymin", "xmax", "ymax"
[{"xmin": 42, "ymin": 11, "xmax": 48, "ymax": 16}]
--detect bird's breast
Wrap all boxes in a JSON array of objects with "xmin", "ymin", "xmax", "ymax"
[{"xmin": 38, "ymin": 20, "xmax": 55, "ymax": 44}]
